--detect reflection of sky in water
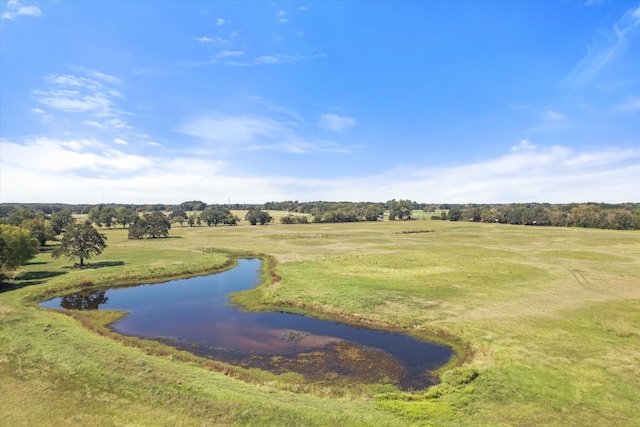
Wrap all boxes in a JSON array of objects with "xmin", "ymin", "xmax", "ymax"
[{"xmin": 41, "ymin": 259, "xmax": 452, "ymax": 372}]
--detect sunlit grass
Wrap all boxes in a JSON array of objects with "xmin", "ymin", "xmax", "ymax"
[{"xmin": 1, "ymin": 218, "xmax": 639, "ymax": 425}]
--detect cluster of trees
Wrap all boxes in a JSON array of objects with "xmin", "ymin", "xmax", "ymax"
[
  {"xmin": 88, "ymin": 206, "xmax": 137, "ymax": 229},
  {"xmin": 128, "ymin": 212, "xmax": 172, "ymax": 239},
  {"xmin": 387, "ymin": 199, "xmax": 413, "ymax": 220},
  {"xmin": 280, "ymin": 214, "xmax": 310, "ymax": 224},
  {"xmin": 245, "ymin": 208, "xmax": 272, "ymax": 225},
  {"xmin": 440, "ymin": 203, "xmax": 640, "ymax": 230}
]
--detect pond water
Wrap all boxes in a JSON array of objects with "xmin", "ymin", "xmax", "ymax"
[{"xmin": 41, "ymin": 259, "xmax": 453, "ymax": 390}]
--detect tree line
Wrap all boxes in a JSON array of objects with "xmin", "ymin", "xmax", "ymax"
[{"xmin": 439, "ymin": 203, "xmax": 640, "ymax": 230}]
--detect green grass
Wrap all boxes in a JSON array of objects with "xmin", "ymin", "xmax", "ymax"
[{"xmin": 1, "ymin": 218, "xmax": 639, "ymax": 425}]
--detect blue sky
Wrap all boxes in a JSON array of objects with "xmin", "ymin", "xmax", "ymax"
[{"xmin": 1, "ymin": 0, "xmax": 639, "ymax": 204}]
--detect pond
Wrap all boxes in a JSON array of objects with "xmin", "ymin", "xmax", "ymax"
[{"xmin": 41, "ymin": 258, "xmax": 453, "ymax": 390}]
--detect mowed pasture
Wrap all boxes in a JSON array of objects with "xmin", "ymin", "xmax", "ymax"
[{"xmin": 1, "ymin": 216, "xmax": 639, "ymax": 426}]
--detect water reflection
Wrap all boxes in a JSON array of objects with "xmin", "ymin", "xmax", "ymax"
[
  {"xmin": 41, "ymin": 259, "xmax": 453, "ymax": 390},
  {"xmin": 60, "ymin": 290, "xmax": 108, "ymax": 310}
]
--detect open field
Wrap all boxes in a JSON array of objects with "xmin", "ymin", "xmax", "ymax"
[{"xmin": 1, "ymin": 217, "xmax": 639, "ymax": 425}]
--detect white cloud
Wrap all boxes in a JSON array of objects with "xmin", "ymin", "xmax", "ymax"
[
  {"xmin": 544, "ymin": 110, "xmax": 566, "ymax": 121},
  {"xmin": 84, "ymin": 121, "xmax": 105, "ymax": 129},
  {"xmin": 217, "ymin": 50, "xmax": 244, "ymax": 57},
  {"xmin": 216, "ymin": 18, "xmax": 229, "ymax": 26},
  {"xmin": 511, "ymin": 139, "xmax": 537, "ymax": 152},
  {"xmin": 2, "ymin": 137, "xmax": 638, "ymax": 204},
  {"xmin": 192, "ymin": 36, "xmax": 230, "ymax": 45},
  {"xmin": 114, "ymin": 138, "xmax": 128, "ymax": 145},
  {"xmin": 32, "ymin": 107, "xmax": 45, "ymax": 114},
  {"xmin": 318, "ymin": 113, "xmax": 355, "ymax": 132},
  {"xmin": 1, "ymin": 0, "xmax": 41, "ymax": 20},
  {"xmin": 192, "ymin": 36, "xmax": 214, "ymax": 43}
]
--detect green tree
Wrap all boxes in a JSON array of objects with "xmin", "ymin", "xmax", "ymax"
[
  {"xmin": 387, "ymin": 199, "xmax": 413, "ymax": 220},
  {"xmin": 3, "ymin": 206, "xmax": 37, "ymax": 226},
  {"xmin": 169, "ymin": 209, "xmax": 188, "ymax": 227},
  {"xmin": 21, "ymin": 218, "xmax": 56, "ymax": 246},
  {"xmin": 145, "ymin": 212, "xmax": 171, "ymax": 238},
  {"xmin": 245, "ymin": 208, "xmax": 272, "ymax": 225},
  {"xmin": 87, "ymin": 206, "xmax": 104, "ymax": 228},
  {"xmin": 51, "ymin": 221, "xmax": 107, "ymax": 268},
  {"xmin": 128, "ymin": 212, "xmax": 171, "ymax": 239},
  {"xmin": 448, "ymin": 207, "xmax": 462, "ymax": 221},
  {"xmin": 51, "ymin": 209, "xmax": 75, "ymax": 234},
  {"xmin": 0, "ymin": 224, "xmax": 39, "ymax": 275},
  {"xmin": 115, "ymin": 207, "xmax": 136, "ymax": 229},
  {"xmin": 101, "ymin": 207, "xmax": 117, "ymax": 229},
  {"xmin": 365, "ymin": 205, "xmax": 383, "ymax": 221}
]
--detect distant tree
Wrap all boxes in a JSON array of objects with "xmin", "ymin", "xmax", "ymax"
[
  {"xmin": 101, "ymin": 207, "xmax": 116, "ymax": 229},
  {"xmin": 3, "ymin": 206, "xmax": 37, "ymax": 226},
  {"xmin": 387, "ymin": 199, "xmax": 413, "ymax": 220},
  {"xmin": 115, "ymin": 207, "xmax": 136, "ymax": 229},
  {"xmin": 467, "ymin": 207, "xmax": 482, "ymax": 222},
  {"xmin": 245, "ymin": 208, "xmax": 272, "ymax": 225},
  {"xmin": 146, "ymin": 211, "xmax": 171, "ymax": 238},
  {"xmin": 605, "ymin": 209, "xmax": 637, "ymax": 230},
  {"xmin": 187, "ymin": 214, "xmax": 197, "ymax": 227},
  {"xmin": 50, "ymin": 208, "xmax": 75, "ymax": 234},
  {"xmin": 128, "ymin": 217, "xmax": 148, "ymax": 240},
  {"xmin": 179, "ymin": 200, "xmax": 207, "ymax": 211},
  {"xmin": 448, "ymin": 207, "xmax": 462, "ymax": 221},
  {"xmin": 21, "ymin": 218, "xmax": 56, "ymax": 246},
  {"xmin": 169, "ymin": 209, "xmax": 188, "ymax": 227},
  {"xmin": 87, "ymin": 206, "xmax": 104, "ymax": 228},
  {"xmin": 365, "ymin": 205, "xmax": 383, "ymax": 221},
  {"xmin": 0, "ymin": 224, "xmax": 39, "ymax": 275},
  {"xmin": 128, "ymin": 212, "xmax": 171, "ymax": 239},
  {"xmin": 226, "ymin": 213, "xmax": 241, "ymax": 226},
  {"xmin": 51, "ymin": 221, "xmax": 107, "ymax": 268}
]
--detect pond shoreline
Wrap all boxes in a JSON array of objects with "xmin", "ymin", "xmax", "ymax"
[{"xmin": 37, "ymin": 253, "xmax": 468, "ymax": 392}]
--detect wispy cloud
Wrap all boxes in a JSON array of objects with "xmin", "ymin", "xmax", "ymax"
[
  {"xmin": 224, "ymin": 53, "xmax": 305, "ymax": 66},
  {"xmin": 178, "ymin": 112, "xmax": 347, "ymax": 154},
  {"xmin": 216, "ymin": 18, "xmax": 230, "ymax": 26},
  {"xmin": 616, "ymin": 96, "xmax": 640, "ymax": 112},
  {"xmin": 318, "ymin": 113, "xmax": 355, "ymax": 132},
  {"xmin": 34, "ymin": 72, "xmax": 122, "ymax": 118},
  {"xmin": 564, "ymin": 4, "xmax": 640, "ymax": 88},
  {"xmin": 192, "ymin": 36, "xmax": 230, "ymax": 45},
  {"xmin": 277, "ymin": 10, "xmax": 289, "ymax": 24},
  {"xmin": 31, "ymin": 68, "xmax": 137, "ymax": 136},
  {"xmin": 1, "ymin": 0, "xmax": 41, "ymax": 20},
  {"xmin": 526, "ymin": 109, "xmax": 571, "ymax": 133},
  {"xmin": 217, "ymin": 50, "xmax": 244, "ymax": 57}
]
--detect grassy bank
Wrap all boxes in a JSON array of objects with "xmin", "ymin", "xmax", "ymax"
[{"xmin": 1, "ymin": 218, "xmax": 639, "ymax": 425}]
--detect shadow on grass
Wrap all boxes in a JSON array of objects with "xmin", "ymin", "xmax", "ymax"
[
  {"xmin": 62, "ymin": 260, "xmax": 125, "ymax": 270},
  {"xmin": 0, "ymin": 270, "xmax": 68, "ymax": 293},
  {"xmin": 26, "ymin": 261, "xmax": 49, "ymax": 266}
]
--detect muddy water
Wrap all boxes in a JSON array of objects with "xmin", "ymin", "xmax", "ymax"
[{"xmin": 41, "ymin": 259, "xmax": 453, "ymax": 390}]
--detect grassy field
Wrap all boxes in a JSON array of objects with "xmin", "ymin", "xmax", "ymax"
[{"xmin": 1, "ymin": 216, "xmax": 639, "ymax": 425}]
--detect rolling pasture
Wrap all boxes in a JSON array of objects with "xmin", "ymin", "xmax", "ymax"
[{"xmin": 1, "ymin": 216, "xmax": 639, "ymax": 425}]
